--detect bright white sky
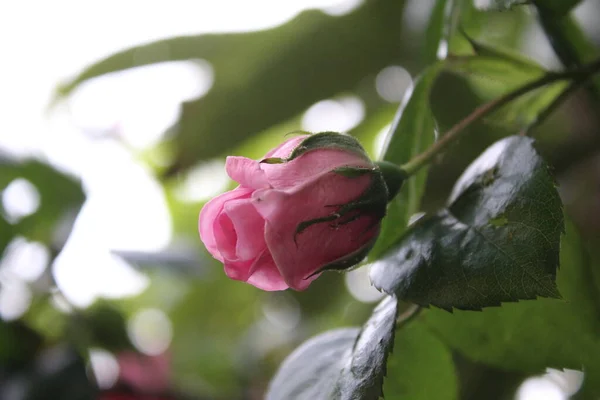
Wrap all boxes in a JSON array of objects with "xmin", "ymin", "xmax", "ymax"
[{"xmin": 0, "ymin": 0, "xmax": 363, "ymax": 307}]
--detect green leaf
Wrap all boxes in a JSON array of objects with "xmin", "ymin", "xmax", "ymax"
[
  {"xmin": 0, "ymin": 320, "xmax": 43, "ymax": 370},
  {"xmin": 533, "ymin": 0, "xmax": 583, "ymax": 17},
  {"xmin": 424, "ymin": 0, "xmax": 449, "ymax": 63},
  {"xmin": 56, "ymin": 0, "xmax": 408, "ymax": 175},
  {"xmin": 446, "ymin": 41, "xmax": 572, "ymax": 131},
  {"xmin": 534, "ymin": 4, "xmax": 600, "ymax": 98},
  {"xmin": 472, "ymin": 0, "xmax": 529, "ymax": 11},
  {"xmin": 0, "ymin": 157, "xmax": 85, "ymax": 243},
  {"xmin": 383, "ymin": 322, "xmax": 458, "ymax": 400},
  {"xmin": 421, "ymin": 219, "xmax": 600, "ymax": 395},
  {"xmin": 266, "ymin": 296, "xmax": 398, "ymax": 400},
  {"xmin": 0, "ymin": 216, "xmax": 13, "ymax": 256},
  {"xmin": 369, "ymin": 64, "xmax": 442, "ymax": 260},
  {"xmin": 370, "ymin": 136, "xmax": 563, "ymax": 310}
]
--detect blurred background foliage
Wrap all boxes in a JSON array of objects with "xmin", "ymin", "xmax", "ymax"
[{"xmin": 1, "ymin": 0, "xmax": 600, "ymax": 399}]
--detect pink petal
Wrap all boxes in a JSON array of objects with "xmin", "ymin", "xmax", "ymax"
[
  {"xmin": 264, "ymin": 135, "xmax": 307, "ymax": 158},
  {"xmin": 226, "ymin": 156, "xmax": 269, "ymax": 189},
  {"xmin": 224, "ymin": 198, "xmax": 267, "ymax": 260},
  {"xmin": 253, "ymin": 172, "xmax": 379, "ymax": 290},
  {"xmin": 246, "ymin": 251, "xmax": 289, "ymax": 291},
  {"xmin": 223, "ymin": 258, "xmax": 254, "ymax": 281},
  {"xmin": 214, "ymin": 212, "xmax": 237, "ymax": 260},
  {"xmin": 198, "ymin": 187, "xmax": 252, "ymax": 261},
  {"xmin": 261, "ymin": 148, "xmax": 373, "ymax": 189}
]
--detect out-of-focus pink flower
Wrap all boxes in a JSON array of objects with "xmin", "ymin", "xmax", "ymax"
[
  {"xmin": 117, "ymin": 352, "xmax": 169, "ymax": 393},
  {"xmin": 199, "ymin": 132, "xmax": 389, "ymax": 291},
  {"xmin": 98, "ymin": 352, "xmax": 171, "ymax": 400}
]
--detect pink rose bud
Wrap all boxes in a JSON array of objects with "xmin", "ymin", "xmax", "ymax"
[{"xmin": 199, "ymin": 132, "xmax": 399, "ymax": 291}]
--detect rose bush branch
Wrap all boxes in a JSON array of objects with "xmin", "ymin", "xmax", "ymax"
[{"xmin": 399, "ymin": 57, "xmax": 600, "ymax": 177}]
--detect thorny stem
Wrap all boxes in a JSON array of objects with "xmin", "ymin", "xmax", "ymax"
[{"xmin": 399, "ymin": 57, "xmax": 600, "ymax": 177}]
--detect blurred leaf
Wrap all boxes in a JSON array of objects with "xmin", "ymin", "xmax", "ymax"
[
  {"xmin": 0, "ymin": 215, "xmax": 13, "ymax": 255},
  {"xmin": 424, "ymin": 0, "xmax": 449, "ymax": 63},
  {"xmin": 383, "ymin": 322, "xmax": 457, "ymax": 400},
  {"xmin": 534, "ymin": 4, "xmax": 600, "ymax": 98},
  {"xmin": 533, "ymin": 0, "xmax": 583, "ymax": 17},
  {"xmin": 266, "ymin": 296, "xmax": 398, "ymax": 400},
  {"xmin": 57, "ymin": 0, "xmax": 408, "ymax": 175},
  {"xmin": 24, "ymin": 346, "xmax": 97, "ymax": 400},
  {"xmin": 447, "ymin": 47, "xmax": 569, "ymax": 130},
  {"xmin": 370, "ymin": 64, "xmax": 442, "ymax": 259},
  {"xmin": 74, "ymin": 303, "xmax": 133, "ymax": 352},
  {"xmin": 0, "ymin": 320, "xmax": 43, "ymax": 371},
  {"xmin": 169, "ymin": 272, "xmax": 261, "ymax": 397},
  {"xmin": 472, "ymin": 0, "xmax": 529, "ymax": 11},
  {"xmin": 447, "ymin": 54, "xmax": 544, "ymax": 88},
  {"xmin": 0, "ymin": 157, "xmax": 84, "ymax": 244},
  {"xmin": 371, "ymin": 136, "xmax": 563, "ymax": 310},
  {"xmin": 421, "ymin": 219, "xmax": 600, "ymax": 395}
]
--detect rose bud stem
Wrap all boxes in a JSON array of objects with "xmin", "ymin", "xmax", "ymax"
[{"xmin": 374, "ymin": 161, "xmax": 407, "ymax": 201}]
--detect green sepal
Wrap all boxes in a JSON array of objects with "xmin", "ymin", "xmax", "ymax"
[
  {"xmin": 333, "ymin": 166, "xmax": 377, "ymax": 178},
  {"xmin": 260, "ymin": 157, "xmax": 286, "ymax": 164},
  {"xmin": 288, "ymin": 132, "xmax": 371, "ymax": 162},
  {"xmin": 374, "ymin": 161, "xmax": 406, "ymax": 201}
]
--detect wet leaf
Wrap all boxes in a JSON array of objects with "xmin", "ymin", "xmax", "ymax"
[
  {"xmin": 371, "ymin": 136, "xmax": 563, "ymax": 310},
  {"xmin": 266, "ymin": 296, "xmax": 398, "ymax": 400},
  {"xmin": 421, "ymin": 219, "xmax": 600, "ymax": 395}
]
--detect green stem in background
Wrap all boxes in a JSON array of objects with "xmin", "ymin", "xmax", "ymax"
[{"xmin": 399, "ymin": 58, "xmax": 600, "ymax": 177}]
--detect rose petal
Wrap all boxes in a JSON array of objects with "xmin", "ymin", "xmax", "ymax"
[
  {"xmin": 246, "ymin": 251, "xmax": 289, "ymax": 291},
  {"xmin": 253, "ymin": 172, "xmax": 379, "ymax": 290},
  {"xmin": 224, "ymin": 198, "xmax": 267, "ymax": 260},
  {"xmin": 214, "ymin": 212, "xmax": 237, "ymax": 260},
  {"xmin": 264, "ymin": 135, "xmax": 307, "ymax": 158},
  {"xmin": 198, "ymin": 187, "xmax": 253, "ymax": 261},
  {"xmin": 226, "ymin": 156, "xmax": 269, "ymax": 189},
  {"xmin": 261, "ymin": 148, "xmax": 373, "ymax": 189},
  {"xmin": 223, "ymin": 258, "xmax": 254, "ymax": 281}
]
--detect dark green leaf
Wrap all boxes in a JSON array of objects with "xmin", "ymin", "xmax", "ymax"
[
  {"xmin": 0, "ymin": 215, "xmax": 13, "ymax": 256},
  {"xmin": 24, "ymin": 347, "xmax": 97, "ymax": 400},
  {"xmin": 0, "ymin": 320, "xmax": 43, "ymax": 371},
  {"xmin": 371, "ymin": 136, "xmax": 563, "ymax": 310},
  {"xmin": 383, "ymin": 322, "xmax": 458, "ymax": 400},
  {"xmin": 56, "ymin": 0, "xmax": 408, "ymax": 175},
  {"xmin": 421, "ymin": 219, "xmax": 600, "ymax": 395},
  {"xmin": 266, "ymin": 296, "xmax": 398, "ymax": 400},
  {"xmin": 370, "ymin": 64, "xmax": 442, "ymax": 259},
  {"xmin": 69, "ymin": 303, "xmax": 133, "ymax": 352},
  {"xmin": 535, "ymin": 5, "xmax": 600, "ymax": 99},
  {"xmin": 533, "ymin": 0, "xmax": 583, "ymax": 17}
]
